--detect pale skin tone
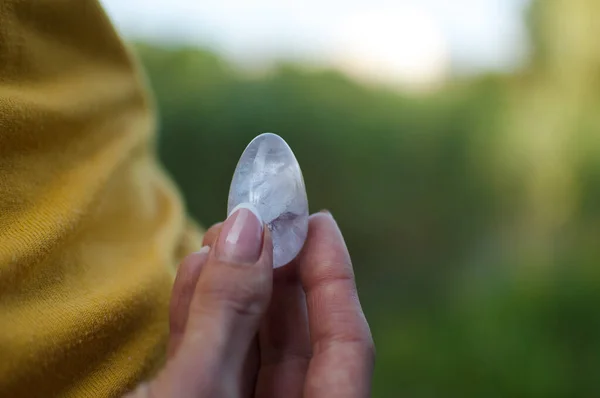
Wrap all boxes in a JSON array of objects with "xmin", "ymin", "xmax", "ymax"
[{"xmin": 126, "ymin": 210, "xmax": 375, "ymax": 397}]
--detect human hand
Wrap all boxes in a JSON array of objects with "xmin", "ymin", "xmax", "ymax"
[{"xmin": 126, "ymin": 207, "xmax": 374, "ymax": 397}]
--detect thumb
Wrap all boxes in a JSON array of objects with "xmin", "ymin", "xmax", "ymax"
[{"xmin": 143, "ymin": 204, "xmax": 273, "ymax": 397}]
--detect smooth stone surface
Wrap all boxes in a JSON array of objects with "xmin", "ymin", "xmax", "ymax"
[{"xmin": 228, "ymin": 133, "xmax": 309, "ymax": 268}]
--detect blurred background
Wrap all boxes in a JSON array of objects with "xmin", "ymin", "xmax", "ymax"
[{"xmin": 101, "ymin": 0, "xmax": 600, "ymax": 396}]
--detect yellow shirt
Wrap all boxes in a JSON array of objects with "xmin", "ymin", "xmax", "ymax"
[{"xmin": 0, "ymin": 1, "xmax": 202, "ymax": 396}]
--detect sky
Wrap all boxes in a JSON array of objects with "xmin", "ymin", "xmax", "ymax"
[{"xmin": 100, "ymin": 0, "xmax": 531, "ymax": 88}]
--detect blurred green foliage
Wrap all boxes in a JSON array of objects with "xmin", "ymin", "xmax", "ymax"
[{"xmin": 135, "ymin": 0, "xmax": 600, "ymax": 395}]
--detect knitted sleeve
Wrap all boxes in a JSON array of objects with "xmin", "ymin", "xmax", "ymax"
[{"xmin": 0, "ymin": 1, "xmax": 203, "ymax": 396}]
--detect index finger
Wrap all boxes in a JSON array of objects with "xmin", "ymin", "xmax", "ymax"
[{"xmin": 298, "ymin": 213, "xmax": 375, "ymax": 398}]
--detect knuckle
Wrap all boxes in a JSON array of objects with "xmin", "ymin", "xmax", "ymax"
[
  {"xmin": 220, "ymin": 285, "xmax": 267, "ymax": 317},
  {"xmin": 344, "ymin": 333, "xmax": 377, "ymax": 366},
  {"xmin": 305, "ymin": 259, "xmax": 355, "ymax": 293},
  {"xmin": 201, "ymin": 272, "xmax": 270, "ymax": 317}
]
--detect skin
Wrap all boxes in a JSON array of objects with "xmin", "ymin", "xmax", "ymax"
[{"xmin": 126, "ymin": 212, "xmax": 375, "ymax": 397}]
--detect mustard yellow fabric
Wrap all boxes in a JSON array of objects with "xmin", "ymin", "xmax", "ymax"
[{"xmin": 0, "ymin": 1, "xmax": 203, "ymax": 396}]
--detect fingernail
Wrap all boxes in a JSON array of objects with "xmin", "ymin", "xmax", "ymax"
[
  {"xmin": 216, "ymin": 203, "xmax": 263, "ymax": 264},
  {"xmin": 196, "ymin": 245, "xmax": 211, "ymax": 255},
  {"xmin": 320, "ymin": 209, "xmax": 332, "ymax": 216}
]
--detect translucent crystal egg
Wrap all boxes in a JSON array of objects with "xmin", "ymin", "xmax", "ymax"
[{"xmin": 227, "ymin": 133, "xmax": 309, "ymax": 268}]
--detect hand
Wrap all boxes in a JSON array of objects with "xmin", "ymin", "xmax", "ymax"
[{"xmin": 126, "ymin": 208, "xmax": 375, "ymax": 397}]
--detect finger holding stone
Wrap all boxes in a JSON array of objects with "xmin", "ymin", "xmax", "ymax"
[
  {"xmin": 299, "ymin": 213, "xmax": 375, "ymax": 398},
  {"xmin": 148, "ymin": 203, "xmax": 274, "ymax": 397}
]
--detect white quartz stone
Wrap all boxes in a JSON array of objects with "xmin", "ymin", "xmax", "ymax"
[{"xmin": 228, "ymin": 133, "xmax": 309, "ymax": 268}]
